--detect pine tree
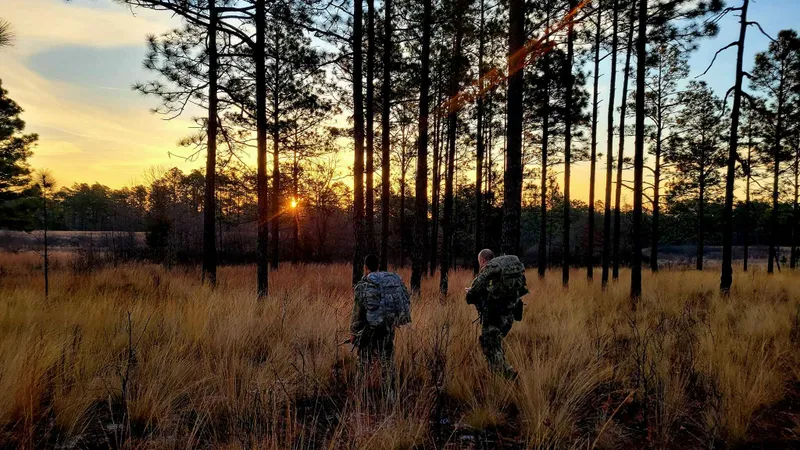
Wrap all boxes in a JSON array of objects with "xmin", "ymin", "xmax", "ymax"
[
  {"xmin": 561, "ymin": 0, "xmax": 576, "ymax": 287},
  {"xmin": 714, "ymin": 0, "xmax": 751, "ymax": 291},
  {"xmin": 0, "ymin": 79, "xmax": 38, "ymax": 230},
  {"xmin": 502, "ymin": 0, "xmax": 524, "ymax": 257},
  {"xmin": 256, "ymin": 0, "xmax": 269, "ymax": 297},
  {"xmin": 473, "ymin": 0, "xmax": 487, "ymax": 275},
  {"xmin": 749, "ymin": 30, "xmax": 800, "ymax": 274},
  {"xmin": 586, "ymin": 0, "xmax": 602, "ymax": 281},
  {"xmin": 612, "ymin": 0, "xmax": 635, "ymax": 281},
  {"xmin": 411, "ymin": 0, "xmax": 430, "ymax": 292},
  {"xmin": 666, "ymin": 81, "xmax": 728, "ymax": 272},
  {"xmin": 203, "ymin": 5, "xmax": 218, "ymax": 286},
  {"xmin": 439, "ymin": 0, "xmax": 468, "ymax": 295},
  {"xmin": 643, "ymin": 44, "xmax": 688, "ymax": 273},
  {"xmin": 378, "ymin": 0, "xmax": 392, "ymax": 271},
  {"xmin": 630, "ymin": 0, "xmax": 645, "ymax": 299},
  {"xmin": 740, "ymin": 99, "xmax": 764, "ymax": 272},
  {"xmin": 366, "ymin": 0, "xmax": 377, "ymax": 257},
  {"xmin": 601, "ymin": 0, "xmax": 619, "ymax": 287},
  {"xmin": 134, "ymin": 8, "xmax": 232, "ymax": 288},
  {"xmin": 353, "ymin": 0, "xmax": 367, "ymax": 284}
]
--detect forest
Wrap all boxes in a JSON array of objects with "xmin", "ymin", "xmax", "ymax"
[{"xmin": 3, "ymin": 0, "xmax": 800, "ymax": 299}]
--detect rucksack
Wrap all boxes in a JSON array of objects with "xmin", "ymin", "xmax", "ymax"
[
  {"xmin": 485, "ymin": 255, "xmax": 529, "ymax": 304},
  {"xmin": 359, "ymin": 272, "xmax": 412, "ymax": 328}
]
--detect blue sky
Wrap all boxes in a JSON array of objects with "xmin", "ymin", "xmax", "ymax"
[
  {"xmin": 2, "ymin": 0, "xmax": 799, "ymax": 201},
  {"xmin": 689, "ymin": 1, "xmax": 800, "ymax": 101}
]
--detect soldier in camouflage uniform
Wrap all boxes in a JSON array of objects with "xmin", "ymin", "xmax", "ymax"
[
  {"xmin": 351, "ymin": 254, "xmax": 401, "ymax": 383},
  {"xmin": 465, "ymin": 249, "xmax": 526, "ymax": 379}
]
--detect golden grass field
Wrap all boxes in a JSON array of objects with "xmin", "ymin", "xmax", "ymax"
[{"xmin": 0, "ymin": 251, "xmax": 798, "ymax": 449}]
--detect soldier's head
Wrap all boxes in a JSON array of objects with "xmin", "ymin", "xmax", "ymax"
[
  {"xmin": 364, "ymin": 254, "xmax": 379, "ymax": 276},
  {"xmin": 478, "ymin": 249, "xmax": 494, "ymax": 269}
]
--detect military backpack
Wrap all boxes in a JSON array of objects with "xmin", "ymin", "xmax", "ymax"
[
  {"xmin": 483, "ymin": 255, "xmax": 528, "ymax": 321},
  {"xmin": 359, "ymin": 272, "xmax": 412, "ymax": 328}
]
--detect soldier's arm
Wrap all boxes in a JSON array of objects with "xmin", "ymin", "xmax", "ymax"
[
  {"xmin": 350, "ymin": 284, "xmax": 367, "ymax": 336},
  {"xmin": 466, "ymin": 268, "xmax": 492, "ymax": 305}
]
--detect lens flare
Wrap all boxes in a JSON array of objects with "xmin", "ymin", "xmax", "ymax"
[{"xmin": 436, "ymin": 0, "xmax": 592, "ymax": 117}]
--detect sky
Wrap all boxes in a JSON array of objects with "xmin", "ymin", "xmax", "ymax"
[{"xmin": 2, "ymin": 0, "xmax": 800, "ymax": 203}]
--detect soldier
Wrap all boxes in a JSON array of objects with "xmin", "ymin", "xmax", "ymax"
[
  {"xmin": 351, "ymin": 254, "xmax": 411, "ymax": 385},
  {"xmin": 465, "ymin": 249, "xmax": 527, "ymax": 379}
]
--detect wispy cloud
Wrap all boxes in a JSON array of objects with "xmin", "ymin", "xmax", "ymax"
[
  {"xmin": 3, "ymin": 0, "xmax": 177, "ymax": 54},
  {"xmin": 2, "ymin": 0, "xmax": 203, "ymax": 187}
]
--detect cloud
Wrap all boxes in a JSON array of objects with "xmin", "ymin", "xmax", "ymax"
[
  {"xmin": 0, "ymin": 0, "xmax": 209, "ymax": 187},
  {"xmin": 3, "ymin": 0, "xmax": 178, "ymax": 55},
  {"xmin": 4, "ymin": 51, "xmax": 200, "ymax": 188}
]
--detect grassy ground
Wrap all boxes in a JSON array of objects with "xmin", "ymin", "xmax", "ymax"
[{"xmin": 0, "ymin": 252, "xmax": 798, "ymax": 449}]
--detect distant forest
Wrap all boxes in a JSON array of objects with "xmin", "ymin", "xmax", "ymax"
[{"xmin": 19, "ymin": 167, "xmax": 796, "ymax": 271}]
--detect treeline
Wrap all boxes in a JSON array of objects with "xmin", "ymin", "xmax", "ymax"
[{"xmin": 25, "ymin": 166, "xmax": 796, "ymax": 270}]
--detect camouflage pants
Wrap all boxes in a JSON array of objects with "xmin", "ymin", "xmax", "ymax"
[
  {"xmin": 356, "ymin": 325, "xmax": 396, "ymax": 388},
  {"xmin": 479, "ymin": 313, "xmax": 517, "ymax": 379}
]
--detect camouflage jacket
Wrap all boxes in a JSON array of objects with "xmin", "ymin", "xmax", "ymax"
[
  {"xmin": 351, "ymin": 277, "xmax": 370, "ymax": 335},
  {"xmin": 466, "ymin": 255, "xmax": 527, "ymax": 315}
]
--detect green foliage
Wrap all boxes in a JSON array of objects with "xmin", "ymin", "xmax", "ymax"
[
  {"xmin": 0, "ymin": 79, "xmax": 38, "ymax": 230},
  {"xmin": 0, "ymin": 18, "xmax": 13, "ymax": 48},
  {"xmin": 666, "ymin": 81, "xmax": 728, "ymax": 205},
  {"xmin": 749, "ymin": 29, "xmax": 800, "ymax": 171}
]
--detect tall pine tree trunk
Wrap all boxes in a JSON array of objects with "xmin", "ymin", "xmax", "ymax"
[
  {"xmin": 42, "ymin": 184, "xmax": 49, "ymax": 298},
  {"xmin": 400, "ymin": 158, "xmax": 406, "ymax": 267},
  {"xmin": 587, "ymin": 0, "xmax": 601, "ymax": 281},
  {"xmin": 651, "ymin": 124, "xmax": 661, "ymax": 272},
  {"xmin": 430, "ymin": 84, "xmax": 442, "ymax": 276},
  {"xmin": 474, "ymin": 0, "xmax": 486, "ymax": 275},
  {"xmin": 792, "ymin": 144, "xmax": 799, "ymax": 269},
  {"xmin": 352, "ymin": 0, "xmax": 366, "ymax": 284},
  {"xmin": 538, "ymin": 8, "xmax": 552, "ymax": 279},
  {"xmin": 602, "ymin": 0, "xmax": 618, "ymax": 287},
  {"xmin": 697, "ymin": 175, "xmax": 705, "ymax": 271},
  {"xmin": 502, "ymin": 0, "xmax": 524, "ymax": 256},
  {"xmin": 791, "ymin": 144, "xmax": 799, "ymax": 269},
  {"xmin": 440, "ymin": 18, "xmax": 463, "ymax": 296},
  {"xmin": 613, "ymin": 0, "xmax": 636, "ymax": 280},
  {"xmin": 379, "ymin": 0, "xmax": 391, "ymax": 271},
  {"xmin": 744, "ymin": 136, "xmax": 752, "ymax": 271},
  {"xmin": 562, "ymin": 0, "xmax": 576, "ymax": 286},
  {"xmin": 411, "ymin": 0, "xmax": 429, "ymax": 292},
  {"xmin": 270, "ymin": 31, "xmax": 281, "ymax": 270},
  {"xmin": 631, "ymin": 0, "xmax": 645, "ymax": 300},
  {"xmin": 255, "ymin": 0, "xmax": 269, "ymax": 298},
  {"xmin": 721, "ymin": 0, "xmax": 749, "ymax": 291},
  {"xmin": 366, "ymin": 0, "xmax": 377, "ymax": 257},
  {"xmin": 203, "ymin": 5, "xmax": 218, "ymax": 287},
  {"xmin": 768, "ymin": 90, "xmax": 784, "ymax": 274},
  {"xmin": 292, "ymin": 135, "xmax": 300, "ymax": 263}
]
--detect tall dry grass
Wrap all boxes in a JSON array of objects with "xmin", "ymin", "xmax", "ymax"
[{"xmin": 0, "ymin": 251, "xmax": 798, "ymax": 449}]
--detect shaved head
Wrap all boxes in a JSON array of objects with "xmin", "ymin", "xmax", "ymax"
[{"xmin": 478, "ymin": 249, "xmax": 494, "ymax": 268}]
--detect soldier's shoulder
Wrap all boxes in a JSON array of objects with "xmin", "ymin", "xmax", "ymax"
[{"xmin": 354, "ymin": 277, "xmax": 371, "ymax": 293}]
